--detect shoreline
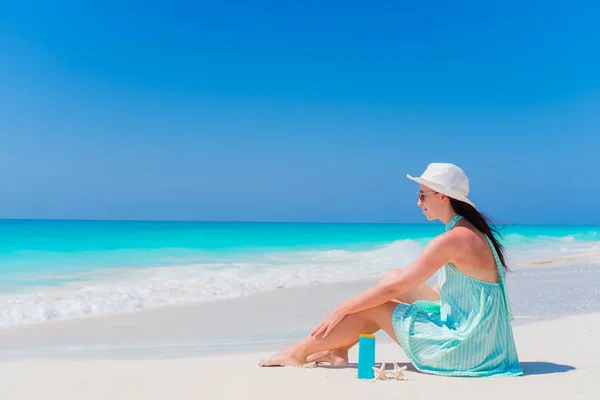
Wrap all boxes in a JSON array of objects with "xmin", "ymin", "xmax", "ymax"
[
  {"xmin": 1, "ymin": 260, "xmax": 599, "ymax": 360},
  {"xmin": 1, "ymin": 235, "xmax": 598, "ymax": 329},
  {"xmin": 528, "ymin": 251, "xmax": 600, "ymax": 265},
  {"xmin": 1, "ymin": 253, "xmax": 598, "ymax": 328}
]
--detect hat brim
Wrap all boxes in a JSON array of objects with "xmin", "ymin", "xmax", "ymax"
[{"xmin": 406, "ymin": 174, "xmax": 477, "ymax": 209}]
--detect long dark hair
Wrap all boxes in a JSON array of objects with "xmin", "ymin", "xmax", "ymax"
[{"xmin": 449, "ymin": 199, "xmax": 510, "ymax": 272}]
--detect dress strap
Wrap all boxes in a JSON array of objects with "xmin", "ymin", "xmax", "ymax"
[
  {"xmin": 445, "ymin": 215, "xmax": 462, "ymax": 231},
  {"xmin": 484, "ymin": 235, "xmax": 515, "ymax": 322}
]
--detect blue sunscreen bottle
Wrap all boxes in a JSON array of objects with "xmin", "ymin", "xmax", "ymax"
[{"xmin": 357, "ymin": 334, "xmax": 376, "ymax": 379}]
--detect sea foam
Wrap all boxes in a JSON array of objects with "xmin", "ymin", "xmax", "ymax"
[
  {"xmin": 0, "ymin": 239, "xmax": 424, "ymax": 327},
  {"xmin": 0, "ymin": 234, "xmax": 598, "ymax": 328}
]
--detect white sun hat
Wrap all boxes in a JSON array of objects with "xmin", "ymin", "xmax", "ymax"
[{"xmin": 406, "ymin": 163, "xmax": 477, "ymax": 209}]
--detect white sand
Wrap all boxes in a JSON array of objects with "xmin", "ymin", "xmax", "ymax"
[{"xmin": 0, "ymin": 312, "xmax": 598, "ymax": 399}]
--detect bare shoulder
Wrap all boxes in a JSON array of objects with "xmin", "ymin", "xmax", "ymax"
[
  {"xmin": 400, "ymin": 231, "xmax": 456, "ymax": 280},
  {"xmin": 428, "ymin": 226, "xmax": 480, "ymax": 257},
  {"xmin": 430, "ymin": 227, "xmax": 474, "ymax": 246},
  {"xmin": 446, "ymin": 225, "xmax": 481, "ymax": 241},
  {"xmin": 418, "ymin": 224, "xmax": 483, "ymax": 267},
  {"xmin": 421, "ymin": 231, "xmax": 459, "ymax": 257}
]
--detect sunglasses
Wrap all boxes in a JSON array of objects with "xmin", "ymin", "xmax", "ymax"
[{"xmin": 417, "ymin": 191, "xmax": 437, "ymax": 201}]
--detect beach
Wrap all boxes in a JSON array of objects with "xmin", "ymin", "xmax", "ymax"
[
  {"xmin": 3, "ymin": 0, "xmax": 598, "ymax": 396},
  {"xmin": 0, "ymin": 314, "xmax": 598, "ymax": 400},
  {"xmin": 1, "ymin": 259, "xmax": 599, "ymax": 399},
  {"xmin": 1, "ymin": 221, "xmax": 599, "ymax": 398}
]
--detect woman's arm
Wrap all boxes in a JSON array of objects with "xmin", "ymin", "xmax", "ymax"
[
  {"xmin": 338, "ymin": 233, "xmax": 454, "ymax": 315},
  {"xmin": 310, "ymin": 233, "xmax": 456, "ymax": 338}
]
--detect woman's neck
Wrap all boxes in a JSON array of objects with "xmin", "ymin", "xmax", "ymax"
[{"xmin": 440, "ymin": 209, "xmax": 459, "ymax": 227}]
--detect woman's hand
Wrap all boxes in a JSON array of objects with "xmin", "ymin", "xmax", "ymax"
[{"xmin": 310, "ymin": 306, "xmax": 347, "ymax": 339}]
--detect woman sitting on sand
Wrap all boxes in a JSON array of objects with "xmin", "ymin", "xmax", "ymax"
[{"xmin": 259, "ymin": 163, "xmax": 523, "ymax": 377}]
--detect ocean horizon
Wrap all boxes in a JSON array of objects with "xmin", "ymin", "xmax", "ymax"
[{"xmin": 1, "ymin": 219, "xmax": 598, "ymax": 328}]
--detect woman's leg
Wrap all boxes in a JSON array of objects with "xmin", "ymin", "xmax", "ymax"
[
  {"xmin": 259, "ymin": 301, "xmax": 399, "ymax": 367},
  {"xmin": 305, "ymin": 282, "xmax": 439, "ymax": 365},
  {"xmin": 305, "ymin": 323, "xmax": 378, "ymax": 365}
]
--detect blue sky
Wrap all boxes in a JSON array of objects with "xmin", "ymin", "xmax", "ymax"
[{"xmin": 1, "ymin": 1, "xmax": 598, "ymax": 224}]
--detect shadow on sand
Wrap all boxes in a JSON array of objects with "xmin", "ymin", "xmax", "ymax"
[
  {"xmin": 519, "ymin": 361, "xmax": 575, "ymax": 375},
  {"xmin": 316, "ymin": 361, "xmax": 575, "ymax": 376}
]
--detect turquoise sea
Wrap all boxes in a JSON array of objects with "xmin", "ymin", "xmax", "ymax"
[{"xmin": 0, "ymin": 220, "xmax": 598, "ymax": 327}]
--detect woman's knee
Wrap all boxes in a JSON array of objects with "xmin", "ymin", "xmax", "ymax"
[
  {"xmin": 379, "ymin": 270, "xmax": 439, "ymax": 304},
  {"xmin": 398, "ymin": 283, "xmax": 439, "ymax": 303}
]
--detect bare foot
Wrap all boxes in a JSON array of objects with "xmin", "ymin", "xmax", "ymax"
[
  {"xmin": 258, "ymin": 351, "xmax": 305, "ymax": 367},
  {"xmin": 306, "ymin": 349, "xmax": 348, "ymax": 366}
]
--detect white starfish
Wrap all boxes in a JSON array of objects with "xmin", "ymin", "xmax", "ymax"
[
  {"xmin": 372, "ymin": 362, "xmax": 387, "ymax": 380},
  {"xmin": 301, "ymin": 361, "xmax": 318, "ymax": 369},
  {"xmin": 391, "ymin": 363, "xmax": 407, "ymax": 380}
]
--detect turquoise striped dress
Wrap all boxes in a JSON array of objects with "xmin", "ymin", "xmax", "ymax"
[{"xmin": 391, "ymin": 216, "xmax": 524, "ymax": 377}]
